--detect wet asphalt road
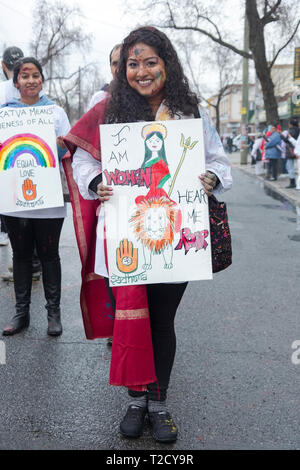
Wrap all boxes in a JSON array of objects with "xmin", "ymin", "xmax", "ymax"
[{"xmin": 0, "ymin": 168, "xmax": 300, "ymax": 450}]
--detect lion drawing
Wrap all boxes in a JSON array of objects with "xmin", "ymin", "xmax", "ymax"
[{"xmin": 130, "ymin": 197, "xmax": 176, "ymax": 270}]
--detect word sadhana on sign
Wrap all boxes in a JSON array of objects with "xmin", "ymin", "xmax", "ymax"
[
  {"xmin": 0, "ymin": 106, "xmax": 64, "ymax": 212},
  {"xmin": 100, "ymin": 118, "xmax": 213, "ymax": 286}
]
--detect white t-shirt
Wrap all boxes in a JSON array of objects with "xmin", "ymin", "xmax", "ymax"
[
  {"xmin": 0, "ymin": 79, "xmax": 20, "ymax": 105},
  {"xmin": 87, "ymin": 90, "xmax": 108, "ymax": 111},
  {"xmin": 1, "ymin": 104, "xmax": 71, "ymax": 219}
]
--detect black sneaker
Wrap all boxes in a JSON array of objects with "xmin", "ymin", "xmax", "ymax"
[
  {"xmin": 148, "ymin": 411, "xmax": 178, "ymax": 443},
  {"xmin": 120, "ymin": 405, "xmax": 147, "ymax": 438}
]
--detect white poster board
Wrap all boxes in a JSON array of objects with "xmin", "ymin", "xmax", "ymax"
[
  {"xmin": 100, "ymin": 118, "xmax": 213, "ymax": 286},
  {"xmin": 0, "ymin": 106, "xmax": 64, "ymax": 212}
]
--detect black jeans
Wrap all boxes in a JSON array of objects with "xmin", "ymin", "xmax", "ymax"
[
  {"xmin": 3, "ymin": 216, "xmax": 64, "ymax": 312},
  {"xmin": 267, "ymin": 159, "xmax": 279, "ymax": 179},
  {"xmin": 129, "ymin": 282, "xmax": 188, "ymax": 401}
]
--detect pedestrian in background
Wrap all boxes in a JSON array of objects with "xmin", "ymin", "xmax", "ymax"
[
  {"xmin": 227, "ymin": 135, "xmax": 233, "ymax": 153},
  {"xmin": 248, "ymin": 135, "xmax": 255, "ymax": 164},
  {"xmin": 276, "ymin": 124, "xmax": 288, "ymax": 175},
  {"xmin": 281, "ymin": 118, "xmax": 299, "ymax": 188},
  {"xmin": 264, "ymin": 124, "xmax": 282, "ymax": 181},
  {"xmin": 251, "ymin": 134, "xmax": 264, "ymax": 175},
  {"xmin": 88, "ymin": 44, "xmax": 121, "ymax": 110},
  {"xmin": 0, "ymin": 46, "xmax": 23, "ymax": 104},
  {"xmin": 286, "ymin": 119, "xmax": 300, "ymax": 190}
]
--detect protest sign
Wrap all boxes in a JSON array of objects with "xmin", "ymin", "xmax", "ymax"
[
  {"xmin": 0, "ymin": 105, "xmax": 64, "ymax": 212},
  {"xmin": 100, "ymin": 118, "xmax": 213, "ymax": 286}
]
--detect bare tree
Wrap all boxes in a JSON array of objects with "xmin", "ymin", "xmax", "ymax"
[
  {"xmin": 178, "ymin": 38, "xmax": 241, "ymax": 132},
  {"xmin": 205, "ymin": 52, "xmax": 241, "ymax": 134},
  {"xmin": 29, "ymin": 0, "xmax": 105, "ymax": 120},
  {"xmin": 50, "ymin": 63, "xmax": 105, "ymax": 124},
  {"xmin": 30, "ymin": 0, "xmax": 92, "ymax": 95},
  {"xmin": 127, "ymin": 0, "xmax": 300, "ymax": 124}
]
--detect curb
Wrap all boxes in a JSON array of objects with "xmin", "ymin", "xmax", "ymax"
[{"xmin": 233, "ymin": 164, "xmax": 300, "ymax": 212}]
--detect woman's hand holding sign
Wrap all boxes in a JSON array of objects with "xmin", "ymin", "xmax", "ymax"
[
  {"xmin": 199, "ymin": 171, "xmax": 218, "ymax": 197},
  {"xmin": 56, "ymin": 136, "xmax": 66, "ymax": 148},
  {"xmin": 97, "ymin": 182, "xmax": 113, "ymax": 202}
]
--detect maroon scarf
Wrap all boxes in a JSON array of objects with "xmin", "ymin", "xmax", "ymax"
[{"xmin": 62, "ymin": 99, "xmax": 156, "ymax": 390}]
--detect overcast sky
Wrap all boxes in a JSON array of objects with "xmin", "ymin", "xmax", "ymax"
[
  {"xmin": 0, "ymin": 0, "xmax": 133, "ymax": 82},
  {"xmin": 0, "ymin": 0, "xmax": 295, "ymax": 98},
  {"xmin": 0, "ymin": 0, "xmax": 243, "ymax": 93}
]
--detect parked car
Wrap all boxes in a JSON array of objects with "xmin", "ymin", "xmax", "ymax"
[{"xmin": 232, "ymin": 133, "xmax": 256, "ymax": 151}]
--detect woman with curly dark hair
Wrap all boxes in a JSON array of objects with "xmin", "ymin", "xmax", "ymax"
[
  {"xmin": 63, "ymin": 26, "xmax": 232, "ymax": 444},
  {"xmin": 105, "ymin": 27, "xmax": 199, "ymax": 123}
]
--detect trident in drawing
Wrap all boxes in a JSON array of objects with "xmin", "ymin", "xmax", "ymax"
[{"xmin": 168, "ymin": 134, "xmax": 198, "ymax": 197}]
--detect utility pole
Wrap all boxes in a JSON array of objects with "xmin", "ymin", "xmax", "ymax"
[
  {"xmin": 240, "ymin": 7, "xmax": 249, "ymax": 165},
  {"xmin": 254, "ymin": 71, "xmax": 260, "ymax": 135}
]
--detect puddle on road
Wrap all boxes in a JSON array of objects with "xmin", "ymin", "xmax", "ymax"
[
  {"xmin": 260, "ymin": 203, "xmax": 281, "ymax": 209},
  {"xmin": 263, "ymin": 183, "xmax": 300, "ymax": 242},
  {"xmin": 280, "ymin": 200, "xmax": 295, "ymax": 212}
]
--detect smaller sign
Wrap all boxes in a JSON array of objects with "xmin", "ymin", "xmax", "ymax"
[
  {"xmin": 0, "ymin": 106, "xmax": 64, "ymax": 212},
  {"xmin": 241, "ymin": 107, "xmax": 247, "ymax": 115},
  {"xmin": 294, "ymin": 47, "xmax": 300, "ymax": 83}
]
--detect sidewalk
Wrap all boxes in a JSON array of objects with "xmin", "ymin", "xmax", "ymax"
[{"xmin": 228, "ymin": 151, "xmax": 300, "ymax": 211}]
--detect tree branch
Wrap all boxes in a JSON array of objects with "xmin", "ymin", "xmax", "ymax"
[
  {"xmin": 44, "ymin": 62, "xmax": 96, "ymax": 82},
  {"xmin": 164, "ymin": 0, "xmax": 252, "ymax": 59},
  {"xmin": 261, "ymin": 0, "xmax": 281, "ymax": 25},
  {"xmin": 268, "ymin": 18, "xmax": 300, "ymax": 69},
  {"xmin": 162, "ymin": 23, "xmax": 253, "ymax": 59},
  {"xmin": 193, "ymin": 8, "xmax": 223, "ymax": 41}
]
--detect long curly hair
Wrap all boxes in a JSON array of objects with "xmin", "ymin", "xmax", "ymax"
[{"xmin": 105, "ymin": 26, "xmax": 199, "ymax": 123}]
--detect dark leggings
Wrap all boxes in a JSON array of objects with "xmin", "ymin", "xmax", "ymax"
[
  {"xmin": 129, "ymin": 282, "xmax": 188, "ymax": 401},
  {"xmin": 3, "ymin": 216, "xmax": 64, "ymax": 264},
  {"xmin": 3, "ymin": 216, "xmax": 64, "ymax": 311}
]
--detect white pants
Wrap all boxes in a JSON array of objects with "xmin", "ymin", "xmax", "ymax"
[
  {"xmin": 297, "ymin": 158, "xmax": 300, "ymax": 189},
  {"xmin": 286, "ymin": 158, "xmax": 295, "ymax": 179},
  {"xmin": 255, "ymin": 161, "xmax": 264, "ymax": 175}
]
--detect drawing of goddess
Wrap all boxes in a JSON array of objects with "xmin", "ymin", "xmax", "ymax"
[
  {"xmin": 131, "ymin": 123, "xmax": 182, "ymax": 271},
  {"xmin": 135, "ymin": 123, "xmax": 172, "ymax": 204}
]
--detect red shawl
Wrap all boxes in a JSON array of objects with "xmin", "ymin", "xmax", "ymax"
[{"xmin": 62, "ymin": 99, "xmax": 157, "ymax": 391}]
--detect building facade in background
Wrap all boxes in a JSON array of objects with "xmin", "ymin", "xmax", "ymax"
[
  {"xmin": 258, "ymin": 64, "xmax": 297, "ymax": 129},
  {"xmin": 207, "ymin": 62, "xmax": 299, "ymax": 137},
  {"xmin": 207, "ymin": 84, "xmax": 255, "ymax": 137}
]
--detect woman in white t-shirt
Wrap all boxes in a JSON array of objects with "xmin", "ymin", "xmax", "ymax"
[{"xmin": 0, "ymin": 57, "xmax": 70, "ymax": 337}]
